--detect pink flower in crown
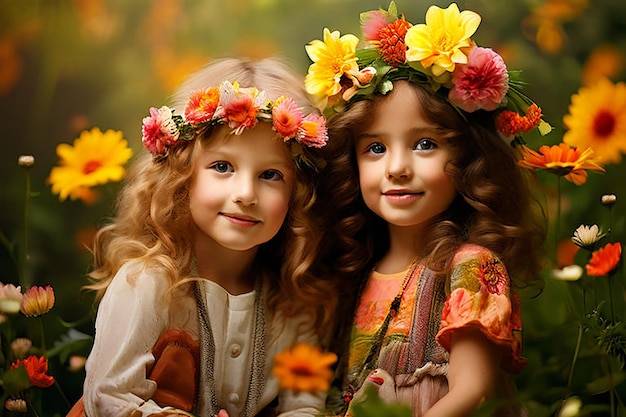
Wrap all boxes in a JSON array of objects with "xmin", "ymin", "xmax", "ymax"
[
  {"xmin": 184, "ymin": 86, "xmax": 220, "ymax": 125},
  {"xmin": 219, "ymin": 81, "xmax": 261, "ymax": 134},
  {"xmin": 361, "ymin": 9, "xmax": 389, "ymax": 41},
  {"xmin": 298, "ymin": 114, "xmax": 328, "ymax": 148},
  {"xmin": 142, "ymin": 106, "xmax": 180, "ymax": 155},
  {"xmin": 272, "ymin": 96, "xmax": 304, "ymax": 140},
  {"xmin": 448, "ymin": 47, "xmax": 509, "ymax": 112}
]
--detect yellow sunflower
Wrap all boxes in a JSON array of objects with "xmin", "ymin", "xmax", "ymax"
[
  {"xmin": 563, "ymin": 78, "xmax": 626, "ymax": 165},
  {"xmin": 48, "ymin": 127, "xmax": 133, "ymax": 202},
  {"xmin": 305, "ymin": 28, "xmax": 359, "ymax": 107},
  {"xmin": 273, "ymin": 343, "xmax": 337, "ymax": 393},
  {"xmin": 405, "ymin": 3, "xmax": 481, "ymax": 77}
]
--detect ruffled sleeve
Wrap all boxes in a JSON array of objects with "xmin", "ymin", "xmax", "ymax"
[{"xmin": 435, "ymin": 244, "xmax": 526, "ymax": 373}]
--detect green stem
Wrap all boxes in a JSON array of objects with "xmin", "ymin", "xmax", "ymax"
[
  {"xmin": 563, "ymin": 323, "xmax": 583, "ymax": 401},
  {"xmin": 555, "ymin": 176, "xmax": 562, "ymax": 265},
  {"xmin": 20, "ymin": 167, "xmax": 32, "ymax": 289}
]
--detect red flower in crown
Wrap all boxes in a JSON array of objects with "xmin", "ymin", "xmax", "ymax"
[
  {"xmin": 495, "ymin": 104, "xmax": 543, "ymax": 137},
  {"xmin": 184, "ymin": 86, "xmax": 220, "ymax": 125}
]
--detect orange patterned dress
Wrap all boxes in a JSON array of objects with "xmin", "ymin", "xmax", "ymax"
[{"xmin": 344, "ymin": 244, "xmax": 525, "ymax": 417}]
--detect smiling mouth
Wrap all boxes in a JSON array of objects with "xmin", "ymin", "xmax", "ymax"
[
  {"xmin": 221, "ymin": 213, "xmax": 260, "ymax": 226},
  {"xmin": 382, "ymin": 190, "xmax": 422, "ymax": 203}
]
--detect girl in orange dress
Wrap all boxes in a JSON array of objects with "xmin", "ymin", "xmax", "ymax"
[{"xmin": 306, "ymin": 3, "xmax": 547, "ymax": 416}]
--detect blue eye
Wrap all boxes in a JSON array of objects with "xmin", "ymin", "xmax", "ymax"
[
  {"xmin": 367, "ymin": 143, "xmax": 386, "ymax": 154},
  {"xmin": 414, "ymin": 139, "xmax": 436, "ymax": 151},
  {"xmin": 260, "ymin": 169, "xmax": 283, "ymax": 181},
  {"xmin": 209, "ymin": 161, "xmax": 232, "ymax": 173}
]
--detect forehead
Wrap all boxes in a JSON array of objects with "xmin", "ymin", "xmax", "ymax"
[{"xmin": 199, "ymin": 124, "xmax": 294, "ymax": 167}]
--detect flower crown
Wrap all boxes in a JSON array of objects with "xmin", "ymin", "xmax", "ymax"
[
  {"xmin": 304, "ymin": 2, "xmax": 551, "ymax": 143},
  {"xmin": 141, "ymin": 80, "xmax": 329, "ymax": 159}
]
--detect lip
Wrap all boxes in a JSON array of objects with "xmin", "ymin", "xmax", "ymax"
[
  {"xmin": 382, "ymin": 189, "xmax": 422, "ymax": 204},
  {"xmin": 220, "ymin": 212, "xmax": 261, "ymax": 227}
]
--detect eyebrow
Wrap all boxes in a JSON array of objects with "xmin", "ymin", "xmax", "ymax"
[{"xmin": 358, "ymin": 126, "xmax": 442, "ymax": 139}]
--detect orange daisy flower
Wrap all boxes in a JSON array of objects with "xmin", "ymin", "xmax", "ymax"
[
  {"xmin": 586, "ymin": 242, "xmax": 621, "ymax": 277},
  {"xmin": 273, "ymin": 343, "xmax": 337, "ymax": 393},
  {"xmin": 518, "ymin": 143, "xmax": 605, "ymax": 185},
  {"xmin": 495, "ymin": 104, "xmax": 543, "ymax": 137}
]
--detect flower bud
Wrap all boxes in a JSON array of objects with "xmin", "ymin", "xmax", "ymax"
[
  {"xmin": 20, "ymin": 285, "xmax": 55, "ymax": 317},
  {"xmin": 17, "ymin": 154, "xmax": 35, "ymax": 168},
  {"xmin": 601, "ymin": 194, "xmax": 617, "ymax": 206},
  {"xmin": 0, "ymin": 283, "xmax": 23, "ymax": 314},
  {"xmin": 11, "ymin": 338, "xmax": 33, "ymax": 358},
  {"xmin": 5, "ymin": 398, "xmax": 27, "ymax": 412}
]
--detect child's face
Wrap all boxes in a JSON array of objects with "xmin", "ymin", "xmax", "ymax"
[
  {"xmin": 355, "ymin": 82, "xmax": 457, "ymax": 231},
  {"xmin": 189, "ymin": 123, "xmax": 295, "ymax": 252}
]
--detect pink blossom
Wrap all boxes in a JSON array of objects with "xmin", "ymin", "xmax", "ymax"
[
  {"xmin": 141, "ymin": 106, "xmax": 180, "ymax": 155},
  {"xmin": 361, "ymin": 10, "xmax": 388, "ymax": 41},
  {"xmin": 448, "ymin": 47, "xmax": 509, "ymax": 112},
  {"xmin": 272, "ymin": 97, "xmax": 304, "ymax": 139},
  {"xmin": 298, "ymin": 114, "xmax": 328, "ymax": 148}
]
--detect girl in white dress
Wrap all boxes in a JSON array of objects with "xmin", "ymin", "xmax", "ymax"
[{"xmin": 68, "ymin": 57, "xmax": 337, "ymax": 417}]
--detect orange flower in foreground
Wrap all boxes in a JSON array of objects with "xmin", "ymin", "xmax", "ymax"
[
  {"xmin": 10, "ymin": 355, "xmax": 55, "ymax": 388},
  {"xmin": 586, "ymin": 242, "xmax": 622, "ymax": 277},
  {"xmin": 20, "ymin": 285, "xmax": 55, "ymax": 317},
  {"xmin": 273, "ymin": 343, "xmax": 337, "ymax": 393},
  {"xmin": 518, "ymin": 143, "xmax": 605, "ymax": 185},
  {"xmin": 495, "ymin": 104, "xmax": 543, "ymax": 137}
]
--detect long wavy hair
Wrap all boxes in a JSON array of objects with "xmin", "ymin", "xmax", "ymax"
[
  {"xmin": 87, "ymin": 57, "xmax": 337, "ymax": 336},
  {"xmin": 317, "ymin": 80, "xmax": 547, "ymax": 345}
]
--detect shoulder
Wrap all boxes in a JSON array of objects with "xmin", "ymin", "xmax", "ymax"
[
  {"xmin": 449, "ymin": 244, "xmax": 510, "ymax": 294},
  {"xmin": 105, "ymin": 261, "xmax": 173, "ymax": 301}
]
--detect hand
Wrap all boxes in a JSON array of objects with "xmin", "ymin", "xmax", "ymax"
[{"xmin": 216, "ymin": 410, "xmax": 229, "ymax": 417}]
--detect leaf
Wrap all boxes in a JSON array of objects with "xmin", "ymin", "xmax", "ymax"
[
  {"xmin": 350, "ymin": 386, "xmax": 412, "ymax": 417},
  {"xmin": 585, "ymin": 371, "xmax": 625, "ymax": 394},
  {"xmin": 1, "ymin": 366, "xmax": 32, "ymax": 395}
]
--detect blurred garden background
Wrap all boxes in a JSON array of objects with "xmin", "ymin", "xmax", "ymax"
[{"xmin": 1, "ymin": 0, "xmax": 625, "ymax": 415}]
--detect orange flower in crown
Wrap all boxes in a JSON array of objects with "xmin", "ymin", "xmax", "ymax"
[
  {"xmin": 141, "ymin": 81, "xmax": 329, "ymax": 161},
  {"xmin": 305, "ymin": 1, "xmax": 550, "ymax": 144}
]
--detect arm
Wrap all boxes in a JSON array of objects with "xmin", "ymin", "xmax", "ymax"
[
  {"xmin": 83, "ymin": 263, "xmax": 188, "ymax": 417},
  {"xmin": 423, "ymin": 327, "xmax": 501, "ymax": 417}
]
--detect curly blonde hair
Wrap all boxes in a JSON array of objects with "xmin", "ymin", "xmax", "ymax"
[
  {"xmin": 88, "ymin": 57, "xmax": 337, "ymax": 335},
  {"xmin": 317, "ymin": 81, "xmax": 547, "ymax": 326}
]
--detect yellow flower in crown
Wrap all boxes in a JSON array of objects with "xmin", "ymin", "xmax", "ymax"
[
  {"xmin": 305, "ymin": 28, "xmax": 361, "ymax": 107},
  {"xmin": 405, "ymin": 3, "xmax": 481, "ymax": 78}
]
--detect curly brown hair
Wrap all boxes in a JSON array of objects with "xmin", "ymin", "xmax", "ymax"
[
  {"xmin": 87, "ymin": 57, "xmax": 338, "ymax": 338},
  {"xmin": 316, "ymin": 81, "xmax": 547, "ymax": 335}
]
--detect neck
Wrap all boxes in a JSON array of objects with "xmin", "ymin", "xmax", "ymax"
[
  {"xmin": 194, "ymin": 239, "xmax": 258, "ymax": 295},
  {"xmin": 377, "ymin": 223, "xmax": 425, "ymax": 274}
]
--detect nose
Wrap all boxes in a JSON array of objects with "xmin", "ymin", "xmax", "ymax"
[
  {"xmin": 232, "ymin": 175, "xmax": 257, "ymax": 206},
  {"xmin": 386, "ymin": 147, "xmax": 412, "ymax": 180}
]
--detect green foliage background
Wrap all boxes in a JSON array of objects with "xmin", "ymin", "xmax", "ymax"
[{"xmin": 0, "ymin": 0, "xmax": 625, "ymax": 415}]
